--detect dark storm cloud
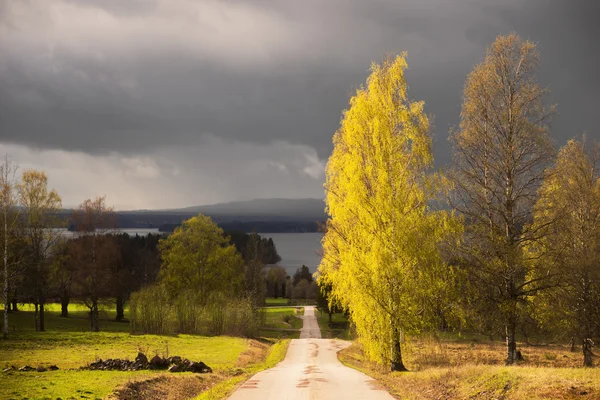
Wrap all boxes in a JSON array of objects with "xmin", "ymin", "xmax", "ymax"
[{"xmin": 1, "ymin": 0, "xmax": 598, "ymax": 161}]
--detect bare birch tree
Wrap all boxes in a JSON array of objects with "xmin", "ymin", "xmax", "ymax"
[
  {"xmin": 449, "ymin": 33, "xmax": 555, "ymax": 364},
  {"xmin": 1, "ymin": 156, "xmax": 21, "ymax": 339},
  {"xmin": 17, "ymin": 169, "xmax": 63, "ymax": 332}
]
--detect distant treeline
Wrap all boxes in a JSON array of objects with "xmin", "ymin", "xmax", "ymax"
[
  {"xmin": 62, "ymin": 211, "xmax": 322, "ymax": 233},
  {"xmin": 159, "ymin": 220, "xmax": 321, "ymax": 233}
]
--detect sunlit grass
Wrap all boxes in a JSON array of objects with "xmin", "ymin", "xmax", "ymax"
[
  {"xmin": 1, "ymin": 304, "xmax": 129, "ymax": 333},
  {"xmin": 264, "ymin": 298, "xmax": 289, "ymax": 306},
  {"xmin": 0, "ymin": 303, "xmax": 251, "ymax": 400},
  {"xmin": 339, "ymin": 340, "xmax": 600, "ymax": 400},
  {"xmin": 262, "ymin": 307, "xmax": 303, "ymax": 329}
]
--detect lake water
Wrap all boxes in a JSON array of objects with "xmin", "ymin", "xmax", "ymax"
[
  {"xmin": 56, "ymin": 229, "xmax": 323, "ymax": 277},
  {"xmin": 262, "ymin": 232, "xmax": 324, "ymax": 277}
]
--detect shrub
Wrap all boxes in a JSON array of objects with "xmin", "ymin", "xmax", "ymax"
[{"xmin": 130, "ymin": 286, "xmax": 259, "ymax": 337}]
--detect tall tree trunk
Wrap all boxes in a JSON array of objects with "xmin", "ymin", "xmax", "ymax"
[
  {"xmin": 3, "ymin": 178, "xmax": 8, "ymax": 339},
  {"xmin": 583, "ymin": 338, "xmax": 594, "ymax": 367},
  {"xmin": 569, "ymin": 337, "xmax": 577, "ymax": 352},
  {"xmin": 390, "ymin": 327, "xmax": 408, "ymax": 372},
  {"xmin": 3, "ymin": 294, "xmax": 8, "ymax": 339},
  {"xmin": 115, "ymin": 296, "xmax": 125, "ymax": 321},
  {"xmin": 506, "ymin": 312, "xmax": 519, "ymax": 364},
  {"xmin": 39, "ymin": 301, "xmax": 45, "ymax": 331},
  {"xmin": 90, "ymin": 300, "xmax": 100, "ymax": 332},
  {"xmin": 328, "ymin": 310, "xmax": 333, "ymax": 326},
  {"xmin": 11, "ymin": 297, "xmax": 17, "ymax": 312},
  {"xmin": 3, "ymin": 258, "xmax": 7, "ymax": 339},
  {"xmin": 60, "ymin": 294, "xmax": 69, "ymax": 318},
  {"xmin": 34, "ymin": 302, "xmax": 39, "ymax": 331}
]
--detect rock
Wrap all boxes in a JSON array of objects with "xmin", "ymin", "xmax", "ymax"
[
  {"xmin": 149, "ymin": 355, "xmax": 169, "ymax": 370},
  {"xmin": 18, "ymin": 366, "xmax": 35, "ymax": 372},
  {"xmin": 49, "ymin": 365, "xmax": 59, "ymax": 371},
  {"xmin": 135, "ymin": 352, "xmax": 148, "ymax": 365},
  {"xmin": 83, "ymin": 353, "xmax": 210, "ymax": 374},
  {"xmin": 168, "ymin": 356, "xmax": 181, "ymax": 364},
  {"xmin": 36, "ymin": 366, "xmax": 47, "ymax": 372},
  {"xmin": 168, "ymin": 363, "xmax": 185, "ymax": 373},
  {"xmin": 188, "ymin": 361, "xmax": 212, "ymax": 373}
]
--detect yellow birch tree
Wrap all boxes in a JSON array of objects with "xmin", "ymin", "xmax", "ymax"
[{"xmin": 318, "ymin": 54, "xmax": 457, "ymax": 371}]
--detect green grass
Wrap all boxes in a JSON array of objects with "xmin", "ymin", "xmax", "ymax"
[
  {"xmin": 0, "ymin": 331, "xmax": 248, "ymax": 400},
  {"xmin": 264, "ymin": 298, "xmax": 289, "ymax": 306},
  {"xmin": 315, "ymin": 308, "xmax": 351, "ymax": 340},
  {"xmin": 0, "ymin": 304, "xmax": 254, "ymax": 400},
  {"xmin": 2, "ymin": 303, "xmax": 130, "ymax": 333},
  {"xmin": 0, "ymin": 303, "xmax": 296, "ymax": 399},
  {"xmin": 1, "ymin": 370, "xmax": 156, "ymax": 400},
  {"xmin": 262, "ymin": 307, "xmax": 303, "ymax": 329}
]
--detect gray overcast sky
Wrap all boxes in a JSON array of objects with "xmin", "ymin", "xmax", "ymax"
[{"xmin": 1, "ymin": 0, "xmax": 598, "ymax": 209}]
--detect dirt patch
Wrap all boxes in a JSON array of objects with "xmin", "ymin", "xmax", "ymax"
[
  {"xmin": 235, "ymin": 340, "xmax": 270, "ymax": 368},
  {"xmin": 110, "ymin": 374, "xmax": 225, "ymax": 400}
]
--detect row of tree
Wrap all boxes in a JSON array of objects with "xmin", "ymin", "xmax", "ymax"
[
  {"xmin": 318, "ymin": 33, "xmax": 599, "ymax": 370},
  {"xmin": 0, "ymin": 183, "xmax": 164, "ymax": 334},
  {"xmin": 0, "ymin": 164, "xmax": 290, "ymax": 336}
]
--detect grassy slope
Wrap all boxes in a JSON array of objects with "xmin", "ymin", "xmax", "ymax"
[
  {"xmin": 339, "ymin": 340, "xmax": 600, "ymax": 400},
  {"xmin": 0, "ymin": 305, "xmax": 248, "ymax": 400}
]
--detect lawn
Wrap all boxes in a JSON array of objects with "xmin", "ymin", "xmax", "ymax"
[
  {"xmin": 0, "ymin": 304, "xmax": 279, "ymax": 400},
  {"xmin": 2, "ymin": 303, "xmax": 130, "ymax": 333},
  {"xmin": 339, "ymin": 338, "xmax": 600, "ymax": 400},
  {"xmin": 261, "ymin": 307, "xmax": 303, "ymax": 330},
  {"xmin": 264, "ymin": 298, "xmax": 289, "ymax": 306}
]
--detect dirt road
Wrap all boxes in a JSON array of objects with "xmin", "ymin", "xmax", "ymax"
[{"xmin": 227, "ymin": 306, "xmax": 394, "ymax": 400}]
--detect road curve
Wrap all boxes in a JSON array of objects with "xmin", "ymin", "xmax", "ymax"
[{"xmin": 227, "ymin": 306, "xmax": 394, "ymax": 400}]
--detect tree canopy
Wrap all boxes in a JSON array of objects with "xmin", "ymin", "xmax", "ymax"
[{"xmin": 159, "ymin": 214, "xmax": 243, "ymax": 305}]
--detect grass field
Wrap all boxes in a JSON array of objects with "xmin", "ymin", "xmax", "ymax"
[
  {"xmin": 2, "ymin": 303, "xmax": 130, "ymax": 333},
  {"xmin": 0, "ymin": 303, "xmax": 285, "ymax": 400},
  {"xmin": 339, "ymin": 338, "xmax": 600, "ymax": 399},
  {"xmin": 264, "ymin": 298, "xmax": 289, "ymax": 306},
  {"xmin": 261, "ymin": 307, "xmax": 303, "ymax": 330},
  {"xmin": 256, "ymin": 307, "xmax": 303, "ymax": 339}
]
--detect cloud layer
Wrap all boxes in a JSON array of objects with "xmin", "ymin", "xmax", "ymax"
[{"xmin": 1, "ymin": 0, "xmax": 598, "ymax": 208}]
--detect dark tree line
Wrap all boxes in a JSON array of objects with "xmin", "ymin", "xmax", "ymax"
[
  {"xmin": 227, "ymin": 231, "xmax": 281, "ymax": 265},
  {"xmin": 8, "ymin": 231, "xmax": 162, "ymax": 329}
]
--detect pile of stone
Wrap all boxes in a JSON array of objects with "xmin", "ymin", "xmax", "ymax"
[{"xmin": 85, "ymin": 352, "xmax": 212, "ymax": 373}]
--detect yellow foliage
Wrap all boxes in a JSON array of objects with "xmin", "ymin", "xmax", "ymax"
[{"xmin": 318, "ymin": 55, "xmax": 458, "ymax": 367}]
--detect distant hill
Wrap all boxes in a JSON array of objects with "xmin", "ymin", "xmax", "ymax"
[
  {"xmin": 164, "ymin": 198, "xmax": 326, "ymax": 221},
  {"xmin": 63, "ymin": 198, "xmax": 327, "ymax": 233}
]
